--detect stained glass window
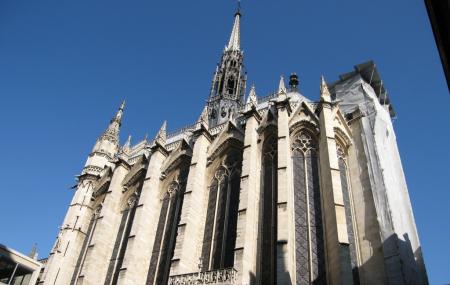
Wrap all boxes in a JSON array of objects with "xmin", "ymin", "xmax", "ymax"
[
  {"xmin": 201, "ymin": 152, "xmax": 241, "ymax": 271},
  {"xmin": 291, "ymin": 131, "xmax": 326, "ymax": 285}
]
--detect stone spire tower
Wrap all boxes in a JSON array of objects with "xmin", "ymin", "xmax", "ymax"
[
  {"xmin": 207, "ymin": 7, "xmax": 246, "ymax": 127},
  {"xmin": 41, "ymin": 102, "xmax": 125, "ymax": 285},
  {"xmin": 86, "ymin": 100, "xmax": 125, "ymax": 170}
]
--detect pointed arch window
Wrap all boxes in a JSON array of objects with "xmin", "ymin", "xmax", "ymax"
[
  {"xmin": 70, "ymin": 205, "xmax": 102, "ymax": 285},
  {"xmin": 104, "ymin": 183, "xmax": 142, "ymax": 285},
  {"xmin": 291, "ymin": 131, "xmax": 326, "ymax": 285},
  {"xmin": 336, "ymin": 144, "xmax": 360, "ymax": 284},
  {"xmin": 201, "ymin": 154, "xmax": 241, "ymax": 271},
  {"xmin": 227, "ymin": 77, "xmax": 236, "ymax": 95},
  {"xmin": 147, "ymin": 179, "xmax": 185, "ymax": 285},
  {"xmin": 260, "ymin": 134, "xmax": 277, "ymax": 284}
]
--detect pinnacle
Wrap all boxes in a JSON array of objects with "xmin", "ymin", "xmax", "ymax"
[
  {"xmin": 197, "ymin": 106, "xmax": 209, "ymax": 128},
  {"xmin": 123, "ymin": 135, "xmax": 132, "ymax": 151},
  {"xmin": 113, "ymin": 100, "xmax": 126, "ymax": 125},
  {"xmin": 320, "ymin": 75, "xmax": 331, "ymax": 102},
  {"xmin": 247, "ymin": 85, "xmax": 258, "ymax": 106},
  {"xmin": 278, "ymin": 75, "xmax": 287, "ymax": 94},
  {"xmin": 155, "ymin": 121, "xmax": 167, "ymax": 145},
  {"xmin": 226, "ymin": 8, "xmax": 241, "ymax": 51}
]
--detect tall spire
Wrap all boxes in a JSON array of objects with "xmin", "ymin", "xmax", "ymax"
[
  {"xmin": 97, "ymin": 101, "xmax": 125, "ymax": 147},
  {"xmin": 226, "ymin": 4, "xmax": 241, "ymax": 51},
  {"xmin": 207, "ymin": 4, "xmax": 246, "ymax": 128}
]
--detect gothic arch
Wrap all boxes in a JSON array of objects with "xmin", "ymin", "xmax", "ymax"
[
  {"xmin": 289, "ymin": 102, "xmax": 320, "ymax": 134},
  {"xmin": 334, "ymin": 127, "xmax": 352, "ymax": 150},
  {"xmin": 289, "ymin": 120, "xmax": 319, "ymax": 138},
  {"xmin": 257, "ymin": 108, "xmax": 277, "ymax": 135},
  {"xmin": 160, "ymin": 139, "xmax": 192, "ymax": 177},
  {"xmin": 104, "ymin": 175, "xmax": 143, "ymax": 285},
  {"xmin": 146, "ymin": 159, "xmax": 190, "ymax": 285},
  {"xmin": 201, "ymin": 147, "xmax": 242, "ymax": 271},
  {"xmin": 207, "ymin": 122, "xmax": 244, "ymax": 164}
]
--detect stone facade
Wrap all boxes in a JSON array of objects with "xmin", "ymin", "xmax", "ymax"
[{"xmin": 40, "ymin": 9, "xmax": 428, "ymax": 285}]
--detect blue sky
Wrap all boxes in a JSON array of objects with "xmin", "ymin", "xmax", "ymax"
[{"xmin": 0, "ymin": 0, "xmax": 448, "ymax": 283}]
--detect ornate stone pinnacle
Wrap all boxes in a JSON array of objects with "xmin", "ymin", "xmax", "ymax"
[
  {"xmin": 247, "ymin": 84, "xmax": 258, "ymax": 106},
  {"xmin": 278, "ymin": 75, "xmax": 287, "ymax": 95},
  {"xmin": 123, "ymin": 135, "xmax": 132, "ymax": 152},
  {"xmin": 155, "ymin": 121, "xmax": 167, "ymax": 146},
  {"xmin": 113, "ymin": 100, "xmax": 126, "ymax": 124},
  {"xmin": 320, "ymin": 75, "xmax": 331, "ymax": 102},
  {"xmin": 197, "ymin": 106, "xmax": 209, "ymax": 129}
]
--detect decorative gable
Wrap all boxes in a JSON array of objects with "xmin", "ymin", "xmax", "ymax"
[
  {"xmin": 207, "ymin": 121, "xmax": 244, "ymax": 163},
  {"xmin": 289, "ymin": 101, "xmax": 320, "ymax": 134}
]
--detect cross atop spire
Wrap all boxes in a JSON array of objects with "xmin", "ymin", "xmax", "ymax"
[{"xmin": 226, "ymin": 3, "xmax": 241, "ymax": 51}]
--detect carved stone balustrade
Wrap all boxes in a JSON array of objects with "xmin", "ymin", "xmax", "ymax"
[{"xmin": 168, "ymin": 268, "xmax": 237, "ymax": 285}]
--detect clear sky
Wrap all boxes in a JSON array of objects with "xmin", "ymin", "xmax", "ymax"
[{"xmin": 0, "ymin": 0, "xmax": 448, "ymax": 283}]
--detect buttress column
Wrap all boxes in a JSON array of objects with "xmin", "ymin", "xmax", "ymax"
[
  {"xmin": 175, "ymin": 123, "xmax": 212, "ymax": 274},
  {"xmin": 318, "ymin": 77, "xmax": 354, "ymax": 285},
  {"xmin": 274, "ymin": 90, "xmax": 296, "ymax": 284},
  {"xmin": 119, "ymin": 123, "xmax": 168, "ymax": 285},
  {"xmin": 239, "ymin": 96, "xmax": 262, "ymax": 284},
  {"xmin": 76, "ymin": 160, "xmax": 130, "ymax": 284}
]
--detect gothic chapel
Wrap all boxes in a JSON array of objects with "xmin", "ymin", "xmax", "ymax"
[{"xmin": 40, "ymin": 7, "xmax": 428, "ymax": 285}]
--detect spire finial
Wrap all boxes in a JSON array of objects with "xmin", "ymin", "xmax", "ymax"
[
  {"xmin": 226, "ymin": 3, "xmax": 241, "ymax": 51},
  {"xmin": 123, "ymin": 135, "xmax": 132, "ymax": 152},
  {"xmin": 198, "ymin": 106, "xmax": 208, "ymax": 123},
  {"xmin": 113, "ymin": 100, "xmax": 126, "ymax": 125},
  {"xmin": 247, "ymin": 84, "xmax": 258, "ymax": 106},
  {"xmin": 320, "ymin": 75, "xmax": 331, "ymax": 102},
  {"xmin": 29, "ymin": 243, "xmax": 38, "ymax": 260},
  {"xmin": 278, "ymin": 75, "xmax": 287, "ymax": 94},
  {"xmin": 155, "ymin": 121, "xmax": 167, "ymax": 146},
  {"xmin": 96, "ymin": 101, "xmax": 125, "ymax": 148}
]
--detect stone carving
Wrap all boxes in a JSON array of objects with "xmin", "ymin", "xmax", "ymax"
[{"xmin": 168, "ymin": 268, "xmax": 237, "ymax": 285}]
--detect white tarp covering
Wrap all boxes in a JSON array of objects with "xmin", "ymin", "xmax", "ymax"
[{"xmin": 334, "ymin": 74, "xmax": 427, "ymax": 285}]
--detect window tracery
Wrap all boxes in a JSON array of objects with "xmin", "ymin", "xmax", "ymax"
[
  {"xmin": 292, "ymin": 131, "xmax": 317, "ymax": 154},
  {"xmin": 147, "ymin": 171, "xmax": 188, "ymax": 285},
  {"xmin": 291, "ymin": 130, "xmax": 326, "ymax": 285},
  {"xmin": 201, "ymin": 152, "xmax": 241, "ymax": 272},
  {"xmin": 105, "ymin": 186, "xmax": 142, "ymax": 285}
]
